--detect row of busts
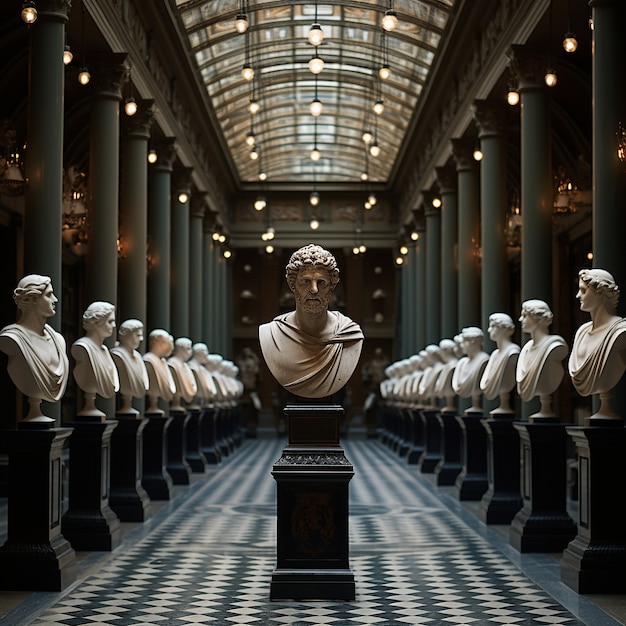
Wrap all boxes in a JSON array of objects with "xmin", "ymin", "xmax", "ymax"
[
  {"xmin": 0, "ymin": 275, "xmax": 242, "ymax": 424},
  {"xmin": 381, "ymin": 269, "xmax": 626, "ymax": 421}
]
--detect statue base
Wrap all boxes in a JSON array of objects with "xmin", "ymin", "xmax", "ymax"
[
  {"xmin": 434, "ymin": 410, "xmax": 462, "ymax": 485},
  {"xmin": 185, "ymin": 407, "xmax": 207, "ymax": 472},
  {"xmin": 419, "ymin": 408, "xmax": 443, "ymax": 473},
  {"xmin": 199, "ymin": 407, "xmax": 221, "ymax": 464},
  {"xmin": 167, "ymin": 409, "xmax": 192, "ymax": 484},
  {"xmin": 455, "ymin": 412, "xmax": 488, "ymax": 501},
  {"xmin": 142, "ymin": 412, "xmax": 174, "ymax": 500},
  {"xmin": 270, "ymin": 403, "xmax": 355, "ymax": 601}
]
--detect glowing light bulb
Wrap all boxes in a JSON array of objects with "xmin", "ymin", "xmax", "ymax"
[
  {"xmin": 382, "ymin": 10, "xmax": 398, "ymax": 31},
  {"xmin": 369, "ymin": 142, "xmax": 381, "ymax": 158},
  {"xmin": 124, "ymin": 97, "xmax": 138, "ymax": 116},
  {"xmin": 373, "ymin": 99, "xmax": 385, "ymax": 115},
  {"xmin": 309, "ymin": 55, "xmax": 324, "ymax": 74},
  {"xmin": 362, "ymin": 130, "xmax": 373, "ymax": 144},
  {"xmin": 309, "ymin": 217, "xmax": 320, "ymax": 230},
  {"xmin": 63, "ymin": 46, "xmax": 73, "ymax": 65},
  {"xmin": 246, "ymin": 131, "xmax": 256, "ymax": 147},
  {"xmin": 311, "ymin": 147, "xmax": 321, "ymax": 161},
  {"xmin": 309, "ymin": 191, "xmax": 320, "ymax": 206},
  {"xmin": 310, "ymin": 98, "xmax": 323, "ymax": 116},
  {"xmin": 248, "ymin": 98, "xmax": 260, "ymax": 115},
  {"xmin": 308, "ymin": 23, "xmax": 324, "ymax": 46},
  {"xmin": 147, "ymin": 149, "xmax": 158, "ymax": 164},
  {"xmin": 563, "ymin": 33, "xmax": 578, "ymax": 53},
  {"xmin": 379, "ymin": 65, "xmax": 391, "ymax": 80},
  {"xmin": 507, "ymin": 87, "xmax": 519, "ymax": 106},
  {"xmin": 78, "ymin": 68, "xmax": 91, "ymax": 85},
  {"xmin": 254, "ymin": 197, "xmax": 266, "ymax": 211},
  {"xmin": 544, "ymin": 68, "xmax": 557, "ymax": 87},
  {"xmin": 241, "ymin": 64, "xmax": 254, "ymax": 81}
]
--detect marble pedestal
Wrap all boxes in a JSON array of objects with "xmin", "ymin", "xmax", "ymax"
[
  {"xmin": 479, "ymin": 415, "xmax": 522, "ymax": 524},
  {"xmin": 109, "ymin": 414, "xmax": 151, "ymax": 522},
  {"xmin": 406, "ymin": 407, "xmax": 425, "ymax": 465},
  {"xmin": 200, "ymin": 407, "xmax": 221, "ymax": 464},
  {"xmin": 185, "ymin": 407, "xmax": 207, "ymax": 473},
  {"xmin": 510, "ymin": 421, "xmax": 576, "ymax": 552},
  {"xmin": 455, "ymin": 412, "xmax": 489, "ymax": 500},
  {"xmin": 167, "ymin": 409, "xmax": 192, "ymax": 485},
  {"xmin": 419, "ymin": 408, "xmax": 443, "ymax": 473},
  {"xmin": 142, "ymin": 411, "xmax": 174, "ymax": 500},
  {"xmin": 434, "ymin": 410, "xmax": 462, "ymax": 485},
  {"xmin": 561, "ymin": 425, "xmax": 626, "ymax": 593},
  {"xmin": 270, "ymin": 402, "xmax": 355, "ymax": 601},
  {"xmin": 0, "ymin": 425, "xmax": 76, "ymax": 590},
  {"xmin": 395, "ymin": 408, "xmax": 411, "ymax": 457},
  {"xmin": 61, "ymin": 419, "xmax": 121, "ymax": 551}
]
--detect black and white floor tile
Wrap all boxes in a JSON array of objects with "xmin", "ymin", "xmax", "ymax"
[{"xmin": 3, "ymin": 437, "xmax": 623, "ymax": 625}]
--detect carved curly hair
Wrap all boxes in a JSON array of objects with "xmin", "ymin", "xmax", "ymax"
[{"xmin": 285, "ymin": 244, "xmax": 340, "ymax": 291}]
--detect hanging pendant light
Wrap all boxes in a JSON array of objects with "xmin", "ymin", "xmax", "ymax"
[{"xmin": 309, "ymin": 54, "xmax": 324, "ymax": 75}]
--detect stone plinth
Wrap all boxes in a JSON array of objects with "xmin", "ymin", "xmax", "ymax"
[
  {"xmin": 167, "ymin": 408, "xmax": 192, "ymax": 485},
  {"xmin": 434, "ymin": 410, "xmax": 463, "ymax": 485},
  {"xmin": 142, "ymin": 412, "xmax": 174, "ymax": 500},
  {"xmin": 455, "ymin": 412, "xmax": 488, "ymax": 500},
  {"xmin": 185, "ymin": 407, "xmax": 207, "ymax": 473},
  {"xmin": 419, "ymin": 408, "xmax": 443, "ymax": 473}
]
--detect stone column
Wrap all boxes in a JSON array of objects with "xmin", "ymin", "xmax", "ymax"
[
  {"xmin": 171, "ymin": 168, "xmax": 193, "ymax": 339},
  {"xmin": 147, "ymin": 138, "xmax": 176, "ymax": 333},
  {"xmin": 189, "ymin": 195, "xmax": 206, "ymax": 343},
  {"xmin": 414, "ymin": 222, "xmax": 427, "ymax": 352},
  {"xmin": 424, "ymin": 201, "xmax": 441, "ymax": 345},
  {"xmin": 473, "ymin": 99, "xmax": 509, "ymax": 350},
  {"xmin": 451, "ymin": 138, "xmax": 481, "ymax": 329},
  {"xmin": 510, "ymin": 45, "xmax": 553, "ymax": 305},
  {"xmin": 202, "ymin": 226, "xmax": 216, "ymax": 347},
  {"xmin": 436, "ymin": 164, "xmax": 458, "ymax": 340},
  {"xmin": 400, "ymin": 244, "xmax": 416, "ymax": 357}
]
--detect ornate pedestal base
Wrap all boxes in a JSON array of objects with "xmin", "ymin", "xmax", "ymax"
[
  {"xmin": 109, "ymin": 414, "xmax": 152, "ymax": 522},
  {"xmin": 406, "ymin": 407, "xmax": 425, "ymax": 465},
  {"xmin": 270, "ymin": 403, "xmax": 355, "ymax": 601},
  {"xmin": 167, "ymin": 409, "xmax": 192, "ymax": 485},
  {"xmin": 419, "ymin": 408, "xmax": 443, "ymax": 473},
  {"xmin": 480, "ymin": 416, "xmax": 522, "ymax": 524},
  {"xmin": 510, "ymin": 421, "xmax": 576, "ymax": 552},
  {"xmin": 434, "ymin": 410, "xmax": 462, "ymax": 485},
  {"xmin": 200, "ymin": 407, "xmax": 221, "ymax": 464},
  {"xmin": 0, "ymin": 426, "xmax": 76, "ymax": 591},
  {"xmin": 561, "ymin": 426, "xmax": 626, "ymax": 593},
  {"xmin": 62, "ymin": 420, "xmax": 121, "ymax": 551},
  {"xmin": 455, "ymin": 412, "xmax": 488, "ymax": 500},
  {"xmin": 185, "ymin": 408, "xmax": 207, "ymax": 473},
  {"xmin": 142, "ymin": 412, "xmax": 174, "ymax": 500}
]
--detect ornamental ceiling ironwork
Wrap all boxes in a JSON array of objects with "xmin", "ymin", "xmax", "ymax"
[{"xmin": 174, "ymin": 0, "xmax": 456, "ymax": 185}]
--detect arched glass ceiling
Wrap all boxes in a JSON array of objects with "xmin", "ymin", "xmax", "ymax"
[{"xmin": 174, "ymin": 0, "xmax": 456, "ymax": 184}]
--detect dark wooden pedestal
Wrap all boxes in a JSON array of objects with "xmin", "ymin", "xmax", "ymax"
[
  {"xmin": 479, "ymin": 415, "xmax": 522, "ymax": 524},
  {"xmin": 510, "ymin": 421, "xmax": 576, "ymax": 552},
  {"xmin": 561, "ymin": 425, "xmax": 626, "ymax": 593},
  {"xmin": 434, "ymin": 410, "xmax": 462, "ymax": 485},
  {"xmin": 270, "ymin": 403, "xmax": 355, "ymax": 601},
  {"xmin": 0, "ymin": 425, "xmax": 76, "ymax": 591},
  {"xmin": 455, "ymin": 412, "xmax": 488, "ymax": 500},
  {"xmin": 406, "ymin": 407, "xmax": 425, "ymax": 464},
  {"xmin": 61, "ymin": 420, "xmax": 121, "ymax": 551},
  {"xmin": 185, "ymin": 408, "xmax": 207, "ymax": 473},
  {"xmin": 419, "ymin": 408, "xmax": 443, "ymax": 473},
  {"xmin": 142, "ymin": 411, "xmax": 174, "ymax": 500},
  {"xmin": 167, "ymin": 409, "xmax": 192, "ymax": 485},
  {"xmin": 200, "ymin": 407, "xmax": 221, "ymax": 464},
  {"xmin": 109, "ymin": 414, "xmax": 152, "ymax": 522},
  {"xmin": 395, "ymin": 407, "xmax": 411, "ymax": 457}
]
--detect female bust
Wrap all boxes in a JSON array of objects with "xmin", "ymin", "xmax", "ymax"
[
  {"xmin": 0, "ymin": 274, "xmax": 69, "ymax": 423},
  {"xmin": 568, "ymin": 268, "xmax": 626, "ymax": 421},
  {"xmin": 72, "ymin": 301, "xmax": 120, "ymax": 419}
]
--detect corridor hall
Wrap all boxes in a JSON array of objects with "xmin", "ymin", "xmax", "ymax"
[{"xmin": 1, "ymin": 437, "xmax": 623, "ymax": 626}]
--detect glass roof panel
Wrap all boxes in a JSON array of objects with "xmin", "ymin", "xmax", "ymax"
[{"xmin": 175, "ymin": 0, "xmax": 457, "ymax": 183}]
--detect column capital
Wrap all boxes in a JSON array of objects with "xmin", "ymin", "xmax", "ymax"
[
  {"xmin": 34, "ymin": 0, "xmax": 71, "ymax": 22},
  {"xmin": 173, "ymin": 166, "xmax": 193, "ymax": 194},
  {"xmin": 508, "ymin": 45, "xmax": 548, "ymax": 92},
  {"xmin": 89, "ymin": 53, "xmax": 129, "ymax": 101},
  {"xmin": 451, "ymin": 138, "xmax": 476, "ymax": 172},
  {"xmin": 435, "ymin": 164, "xmax": 457, "ymax": 194},
  {"xmin": 472, "ymin": 99, "xmax": 508, "ymax": 139},
  {"xmin": 122, "ymin": 99, "xmax": 156, "ymax": 140},
  {"xmin": 152, "ymin": 138, "xmax": 177, "ymax": 172},
  {"xmin": 191, "ymin": 193, "xmax": 207, "ymax": 219}
]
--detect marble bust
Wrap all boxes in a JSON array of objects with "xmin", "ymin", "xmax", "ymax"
[
  {"xmin": 258, "ymin": 244, "xmax": 364, "ymax": 399},
  {"xmin": 568, "ymin": 268, "xmax": 626, "ymax": 421},
  {"xmin": 167, "ymin": 337, "xmax": 198, "ymax": 411},
  {"xmin": 188, "ymin": 342, "xmax": 219, "ymax": 406},
  {"xmin": 480, "ymin": 313, "xmax": 521, "ymax": 415},
  {"xmin": 418, "ymin": 344, "xmax": 444, "ymax": 408},
  {"xmin": 434, "ymin": 338, "xmax": 459, "ymax": 412},
  {"xmin": 72, "ymin": 301, "xmax": 120, "ymax": 419},
  {"xmin": 0, "ymin": 274, "xmax": 69, "ymax": 423},
  {"xmin": 515, "ymin": 299, "xmax": 568, "ymax": 419},
  {"xmin": 110, "ymin": 318, "xmax": 150, "ymax": 415},
  {"xmin": 142, "ymin": 329, "xmax": 177, "ymax": 414},
  {"xmin": 452, "ymin": 326, "xmax": 489, "ymax": 414}
]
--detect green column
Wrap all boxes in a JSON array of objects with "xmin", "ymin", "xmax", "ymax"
[
  {"xmin": 119, "ymin": 100, "xmax": 155, "ymax": 334},
  {"xmin": 189, "ymin": 195, "xmax": 206, "ymax": 343},
  {"xmin": 399, "ymin": 244, "xmax": 415, "ymax": 358},
  {"xmin": 147, "ymin": 138, "xmax": 176, "ymax": 333},
  {"xmin": 474, "ymin": 99, "xmax": 509, "ymax": 352},
  {"xmin": 424, "ymin": 203, "xmax": 441, "ymax": 344},
  {"xmin": 414, "ymin": 221, "xmax": 427, "ymax": 353},
  {"xmin": 452, "ymin": 138, "xmax": 481, "ymax": 329},
  {"xmin": 510, "ymin": 45, "xmax": 553, "ymax": 305},
  {"xmin": 171, "ymin": 167, "xmax": 193, "ymax": 340},
  {"xmin": 436, "ymin": 164, "xmax": 458, "ymax": 340},
  {"xmin": 202, "ymin": 229, "xmax": 218, "ymax": 349},
  {"xmin": 23, "ymin": 0, "xmax": 70, "ymax": 329}
]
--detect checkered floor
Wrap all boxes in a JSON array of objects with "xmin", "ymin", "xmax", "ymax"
[{"xmin": 2, "ymin": 436, "xmax": 622, "ymax": 625}]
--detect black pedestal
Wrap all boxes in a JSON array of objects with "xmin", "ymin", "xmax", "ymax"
[
  {"xmin": 419, "ymin": 408, "xmax": 443, "ymax": 473},
  {"xmin": 109, "ymin": 414, "xmax": 152, "ymax": 522},
  {"xmin": 395, "ymin": 407, "xmax": 411, "ymax": 457},
  {"xmin": 167, "ymin": 409, "xmax": 192, "ymax": 485},
  {"xmin": 406, "ymin": 407, "xmax": 425, "ymax": 464},
  {"xmin": 0, "ymin": 426, "xmax": 76, "ymax": 591},
  {"xmin": 561, "ymin": 426, "xmax": 626, "ymax": 593},
  {"xmin": 200, "ymin": 407, "xmax": 221, "ymax": 464},
  {"xmin": 270, "ymin": 403, "xmax": 355, "ymax": 601},
  {"xmin": 142, "ymin": 411, "xmax": 174, "ymax": 500},
  {"xmin": 455, "ymin": 412, "xmax": 489, "ymax": 500},
  {"xmin": 185, "ymin": 408, "xmax": 207, "ymax": 473},
  {"xmin": 434, "ymin": 410, "xmax": 462, "ymax": 485},
  {"xmin": 479, "ymin": 416, "xmax": 522, "ymax": 524},
  {"xmin": 62, "ymin": 420, "xmax": 121, "ymax": 551},
  {"xmin": 510, "ymin": 421, "xmax": 576, "ymax": 552}
]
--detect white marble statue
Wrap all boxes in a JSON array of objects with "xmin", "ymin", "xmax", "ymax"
[
  {"xmin": 418, "ymin": 344, "xmax": 444, "ymax": 408},
  {"xmin": 568, "ymin": 268, "xmax": 626, "ymax": 421},
  {"xmin": 142, "ymin": 329, "xmax": 177, "ymax": 414},
  {"xmin": 480, "ymin": 313, "xmax": 521, "ymax": 415},
  {"xmin": 0, "ymin": 274, "xmax": 69, "ymax": 423},
  {"xmin": 110, "ymin": 318, "xmax": 150, "ymax": 415},
  {"xmin": 188, "ymin": 342, "xmax": 219, "ymax": 406},
  {"xmin": 515, "ymin": 299, "xmax": 568, "ymax": 419},
  {"xmin": 72, "ymin": 301, "xmax": 120, "ymax": 418},
  {"xmin": 434, "ymin": 338, "xmax": 459, "ymax": 412},
  {"xmin": 167, "ymin": 337, "xmax": 198, "ymax": 411},
  {"xmin": 259, "ymin": 244, "xmax": 364, "ymax": 399},
  {"xmin": 452, "ymin": 326, "xmax": 490, "ymax": 414}
]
